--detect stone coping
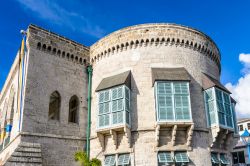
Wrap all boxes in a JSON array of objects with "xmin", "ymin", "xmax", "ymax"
[{"xmin": 89, "ymin": 23, "xmax": 221, "ymax": 71}]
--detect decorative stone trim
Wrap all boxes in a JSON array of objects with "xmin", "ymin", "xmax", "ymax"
[
  {"xmin": 91, "ymin": 37, "xmax": 221, "ymax": 70},
  {"xmin": 36, "ymin": 42, "xmax": 88, "ymax": 65}
]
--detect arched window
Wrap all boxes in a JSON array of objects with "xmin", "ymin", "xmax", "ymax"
[
  {"xmin": 48, "ymin": 91, "xmax": 60, "ymax": 120},
  {"xmin": 68, "ymin": 95, "xmax": 79, "ymax": 123}
]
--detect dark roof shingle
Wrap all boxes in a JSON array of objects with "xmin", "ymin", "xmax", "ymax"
[
  {"xmin": 151, "ymin": 68, "xmax": 191, "ymax": 85},
  {"xmin": 202, "ymin": 73, "xmax": 231, "ymax": 94},
  {"xmin": 96, "ymin": 71, "xmax": 131, "ymax": 91}
]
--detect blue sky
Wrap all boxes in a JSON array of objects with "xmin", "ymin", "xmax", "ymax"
[{"xmin": 0, "ymin": 0, "xmax": 250, "ymax": 116}]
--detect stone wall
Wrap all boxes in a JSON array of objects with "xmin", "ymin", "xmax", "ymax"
[
  {"xmin": 89, "ymin": 23, "xmax": 222, "ymax": 166},
  {"xmin": 18, "ymin": 25, "xmax": 89, "ymax": 165}
]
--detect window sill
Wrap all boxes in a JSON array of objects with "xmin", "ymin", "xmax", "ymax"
[
  {"xmin": 156, "ymin": 121, "xmax": 193, "ymax": 127},
  {"xmin": 96, "ymin": 124, "xmax": 131, "ymax": 150},
  {"xmin": 210, "ymin": 125, "xmax": 234, "ymax": 132},
  {"xmin": 96, "ymin": 123, "xmax": 130, "ymax": 134},
  {"xmin": 68, "ymin": 122, "xmax": 79, "ymax": 126}
]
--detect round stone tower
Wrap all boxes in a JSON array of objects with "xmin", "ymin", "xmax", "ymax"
[{"xmin": 89, "ymin": 23, "xmax": 237, "ymax": 166}]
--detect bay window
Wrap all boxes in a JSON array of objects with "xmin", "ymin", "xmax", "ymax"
[
  {"xmin": 155, "ymin": 82, "xmax": 192, "ymax": 122},
  {"xmin": 98, "ymin": 85, "xmax": 130, "ymax": 128},
  {"xmin": 204, "ymin": 87, "xmax": 236, "ymax": 130}
]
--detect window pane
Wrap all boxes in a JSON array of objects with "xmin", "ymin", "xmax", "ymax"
[
  {"xmin": 174, "ymin": 83, "xmax": 188, "ymax": 94},
  {"xmin": 99, "ymin": 102, "xmax": 110, "ymax": 114},
  {"xmin": 218, "ymin": 112, "xmax": 225, "ymax": 125},
  {"xmin": 158, "ymin": 95, "xmax": 173, "ymax": 120},
  {"xmin": 156, "ymin": 82, "xmax": 191, "ymax": 122},
  {"xmin": 118, "ymin": 154, "xmax": 130, "ymax": 165},
  {"xmin": 158, "ymin": 82, "xmax": 172, "ymax": 94},
  {"xmin": 99, "ymin": 114, "xmax": 109, "ymax": 127},
  {"xmin": 209, "ymin": 111, "xmax": 217, "ymax": 125},
  {"xmin": 223, "ymin": 92, "xmax": 230, "ymax": 104},
  {"xmin": 215, "ymin": 89, "xmax": 223, "ymax": 101},
  {"xmin": 104, "ymin": 155, "xmax": 116, "ymax": 166},
  {"xmin": 104, "ymin": 91, "xmax": 110, "ymax": 101},
  {"xmin": 224, "ymin": 104, "xmax": 231, "ymax": 115},
  {"xmin": 112, "ymin": 111, "xmax": 123, "ymax": 124},
  {"xmin": 125, "ymin": 88, "xmax": 130, "ymax": 100},
  {"xmin": 226, "ymin": 116, "xmax": 233, "ymax": 127},
  {"xmin": 158, "ymin": 152, "xmax": 173, "ymax": 163},
  {"xmin": 205, "ymin": 89, "xmax": 213, "ymax": 101},
  {"xmin": 216, "ymin": 101, "xmax": 224, "ymax": 113},
  {"xmin": 112, "ymin": 99, "xmax": 123, "ymax": 112},
  {"xmin": 174, "ymin": 95, "xmax": 190, "ymax": 120},
  {"xmin": 125, "ymin": 111, "xmax": 130, "ymax": 124},
  {"xmin": 125, "ymin": 99, "xmax": 130, "ymax": 111}
]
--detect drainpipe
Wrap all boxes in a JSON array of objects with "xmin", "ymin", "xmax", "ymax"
[{"xmin": 86, "ymin": 65, "xmax": 93, "ymax": 159}]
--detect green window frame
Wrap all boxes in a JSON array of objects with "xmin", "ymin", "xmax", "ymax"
[
  {"xmin": 220, "ymin": 154, "xmax": 230, "ymax": 165},
  {"xmin": 211, "ymin": 153, "xmax": 220, "ymax": 164},
  {"xmin": 98, "ymin": 85, "xmax": 130, "ymax": 129},
  {"xmin": 104, "ymin": 155, "xmax": 116, "ymax": 166},
  {"xmin": 155, "ymin": 82, "xmax": 192, "ymax": 122},
  {"xmin": 174, "ymin": 152, "xmax": 189, "ymax": 163},
  {"xmin": 158, "ymin": 152, "xmax": 173, "ymax": 164},
  {"xmin": 118, "ymin": 153, "xmax": 130, "ymax": 166},
  {"xmin": 204, "ymin": 87, "xmax": 236, "ymax": 130}
]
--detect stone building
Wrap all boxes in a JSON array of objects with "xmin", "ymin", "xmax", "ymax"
[
  {"xmin": 0, "ymin": 23, "xmax": 239, "ymax": 166},
  {"xmin": 232, "ymin": 118, "xmax": 250, "ymax": 165}
]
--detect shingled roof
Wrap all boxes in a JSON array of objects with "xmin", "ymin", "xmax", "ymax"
[
  {"xmin": 96, "ymin": 71, "xmax": 131, "ymax": 91},
  {"xmin": 151, "ymin": 68, "xmax": 191, "ymax": 85},
  {"xmin": 202, "ymin": 73, "xmax": 231, "ymax": 94}
]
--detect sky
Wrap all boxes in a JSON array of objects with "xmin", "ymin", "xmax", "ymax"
[{"xmin": 0, "ymin": 0, "xmax": 250, "ymax": 117}]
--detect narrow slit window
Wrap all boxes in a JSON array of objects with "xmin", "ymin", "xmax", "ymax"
[
  {"xmin": 69, "ymin": 95, "xmax": 79, "ymax": 123},
  {"xmin": 48, "ymin": 91, "xmax": 60, "ymax": 120}
]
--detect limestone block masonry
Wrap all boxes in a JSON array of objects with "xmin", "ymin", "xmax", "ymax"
[
  {"xmin": 89, "ymin": 23, "xmax": 238, "ymax": 166},
  {"xmin": 0, "ymin": 23, "xmax": 238, "ymax": 166}
]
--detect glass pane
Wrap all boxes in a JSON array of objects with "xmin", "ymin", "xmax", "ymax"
[
  {"xmin": 112, "ymin": 111, "xmax": 123, "ymax": 124},
  {"xmin": 215, "ymin": 89, "xmax": 223, "ymax": 101},
  {"xmin": 224, "ymin": 104, "xmax": 231, "ymax": 115},
  {"xmin": 104, "ymin": 91, "xmax": 110, "ymax": 101},
  {"xmin": 99, "ymin": 102, "xmax": 109, "ymax": 114},
  {"xmin": 125, "ymin": 111, "xmax": 130, "ymax": 124},
  {"xmin": 125, "ymin": 88, "xmax": 130, "ymax": 100},
  {"xmin": 117, "ymin": 87, "xmax": 123, "ymax": 98},
  {"xmin": 223, "ymin": 92, "xmax": 230, "ymax": 104},
  {"xmin": 209, "ymin": 111, "xmax": 217, "ymax": 125},
  {"xmin": 174, "ymin": 95, "xmax": 190, "ymax": 120},
  {"xmin": 207, "ymin": 101, "xmax": 214, "ymax": 113},
  {"xmin": 99, "ymin": 114, "xmax": 109, "ymax": 127},
  {"xmin": 158, "ymin": 82, "xmax": 172, "ymax": 94},
  {"xmin": 125, "ymin": 99, "xmax": 130, "ymax": 111},
  {"xmin": 216, "ymin": 101, "xmax": 224, "ymax": 113},
  {"xmin": 218, "ymin": 112, "xmax": 225, "ymax": 125},
  {"xmin": 205, "ymin": 89, "xmax": 213, "ymax": 101},
  {"xmin": 226, "ymin": 116, "xmax": 233, "ymax": 127},
  {"xmin": 112, "ymin": 99, "xmax": 123, "ymax": 112},
  {"xmin": 112, "ymin": 88, "xmax": 118, "ymax": 99}
]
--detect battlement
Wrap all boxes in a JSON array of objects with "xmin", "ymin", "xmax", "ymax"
[
  {"xmin": 27, "ymin": 24, "xmax": 90, "ymax": 65},
  {"xmin": 90, "ymin": 23, "xmax": 221, "ymax": 70}
]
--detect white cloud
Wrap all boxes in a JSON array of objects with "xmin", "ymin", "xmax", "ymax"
[
  {"xmin": 15, "ymin": 0, "xmax": 105, "ymax": 38},
  {"xmin": 225, "ymin": 53, "xmax": 250, "ymax": 118}
]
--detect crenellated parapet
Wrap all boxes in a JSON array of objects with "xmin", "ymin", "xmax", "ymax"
[
  {"xmin": 90, "ymin": 23, "xmax": 221, "ymax": 71},
  {"xmin": 27, "ymin": 24, "xmax": 90, "ymax": 65}
]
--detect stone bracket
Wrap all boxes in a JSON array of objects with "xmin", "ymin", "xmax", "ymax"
[
  {"xmin": 97, "ymin": 133, "xmax": 105, "ymax": 151},
  {"xmin": 171, "ymin": 125, "xmax": 177, "ymax": 146},
  {"xmin": 124, "ymin": 126, "xmax": 131, "ymax": 148},
  {"xmin": 155, "ymin": 124, "xmax": 160, "ymax": 147},
  {"xmin": 186, "ymin": 124, "xmax": 194, "ymax": 147}
]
